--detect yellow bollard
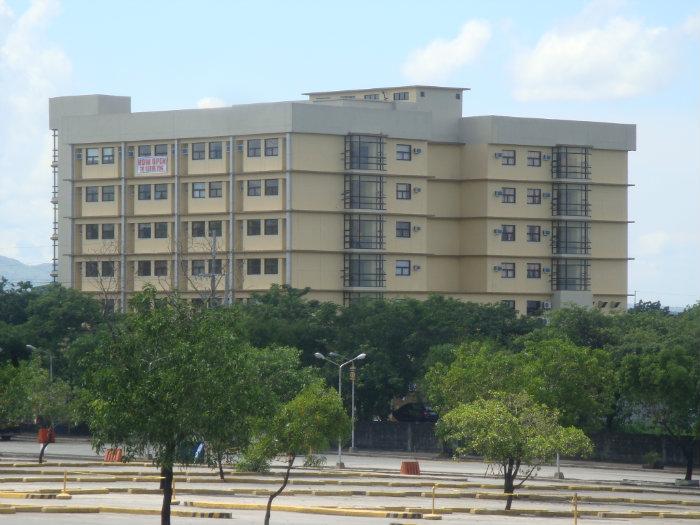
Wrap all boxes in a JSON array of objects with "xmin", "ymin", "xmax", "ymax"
[
  {"xmin": 572, "ymin": 492, "xmax": 578, "ymax": 525},
  {"xmin": 432, "ymin": 484, "xmax": 436, "ymax": 515},
  {"xmin": 56, "ymin": 470, "xmax": 71, "ymax": 499}
]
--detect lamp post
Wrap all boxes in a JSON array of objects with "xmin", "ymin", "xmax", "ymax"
[
  {"xmin": 314, "ymin": 351, "xmax": 366, "ymax": 468},
  {"xmin": 26, "ymin": 345, "xmax": 53, "ymax": 382}
]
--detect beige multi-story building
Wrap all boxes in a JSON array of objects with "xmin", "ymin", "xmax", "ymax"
[{"xmin": 48, "ymin": 86, "xmax": 635, "ymax": 314}]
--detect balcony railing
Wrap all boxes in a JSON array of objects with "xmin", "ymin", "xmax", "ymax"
[
  {"xmin": 551, "ymin": 183, "xmax": 591, "ymax": 217},
  {"xmin": 551, "ymin": 146, "xmax": 591, "ymax": 180},
  {"xmin": 344, "ymin": 214, "xmax": 384, "ymax": 250},
  {"xmin": 551, "ymin": 221, "xmax": 591, "ymax": 255},
  {"xmin": 343, "ymin": 174, "xmax": 385, "ymax": 210},
  {"xmin": 551, "ymin": 258, "xmax": 591, "ymax": 291},
  {"xmin": 344, "ymin": 135, "xmax": 386, "ymax": 171},
  {"xmin": 343, "ymin": 254, "xmax": 385, "ymax": 288}
]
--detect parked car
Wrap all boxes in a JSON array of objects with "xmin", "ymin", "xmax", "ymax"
[{"xmin": 391, "ymin": 403, "xmax": 438, "ymax": 423}]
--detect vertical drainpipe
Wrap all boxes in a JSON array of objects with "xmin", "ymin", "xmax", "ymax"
[
  {"xmin": 119, "ymin": 142, "xmax": 127, "ymax": 312},
  {"xmin": 174, "ymin": 139, "xmax": 180, "ymax": 292},
  {"xmin": 285, "ymin": 133, "xmax": 292, "ymax": 286},
  {"xmin": 68, "ymin": 144, "xmax": 75, "ymax": 288},
  {"xmin": 228, "ymin": 136, "xmax": 236, "ymax": 304}
]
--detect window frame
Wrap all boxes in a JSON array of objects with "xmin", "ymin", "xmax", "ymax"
[
  {"xmin": 209, "ymin": 141, "xmax": 223, "ymax": 160},
  {"xmin": 101, "ymin": 223, "xmax": 115, "ymax": 240},
  {"xmin": 264, "ymin": 218, "xmax": 278, "ymax": 235},
  {"xmin": 101, "ymin": 261, "xmax": 115, "ymax": 278},
  {"xmin": 501, "ymin": 225, "xmax": 516, "ymax": 242},
  {"xmin": 247, "ymin": 219, "xmax": 261, "ymax": 236},
  {"xmin": 208, "ymin": 220, "xmax": 222, "ymax": 238},
  {"xmin": 102, "ymin": 147, "xmax": 114, "ymax": 164},
  {"xmin": 102, "ymin": 185, "xmax": 115, "ymax": 202},
  {"xmin": 395, "ymin": 221, "xmax": 411, "ymax": 238},
  {"xmin": 527, "ymin": 188, "xmax": 542, "ymax": 205},
  {"xmin": 247, "ymin": 258, "xmax": 261, "ymax": 275},
  {"xmin": 501, "ymin": 150, "xmax": 516, "ymax": 166},
  {"xmin": 154, "ymin": 222, "xmax": 168, "ymax": 239},
  {"xmin": 247, "ymin": 180, "xmax": 261, "ymax": 196},
  {"xmin": 264, "ymin": 258, "xmax": 279, "ymax": 275},
  {"xmin": 85, "ymin": 186, "xmax": 99, "ymax": 202},
  {"xmin": 527, "ymin": 225, "xmax": 541, "ymax": 242},
  {"xmin": 393, "ymin": 91, "xmax": 409, "ymax": 100},
  {"xmin": 86, "ymin": 148, "xmax": 99, "ymax": 165},
  {"xmin": 192, "ymin": 182, "xmax": 206, "ymax": 199},
  {"xmin": 247, "ymin": 139, "xmax": 261, "ymax": 157},
  {"xmin": 264, "ymin": 179, "xmax": 279, "ymax": 196},
  {"xmin": 85, "ymin": 224, "xmax": 99, "ymax": 240},
  {"xmin": 527, "ymin": 263, "xmax": 542, "ymax": 279},
  {"xmin": 85, "ymin": 261, "xmax": 99, "ymax": 277},
  {"xmin": 137, "ymin": 184, "xmax": 151, "ymax": 200},
  {"xmin": 154, "ymin": 260, "xmax": 168, "ymax": 277},
  {"xmin": 154, "ymin": 144, "xmax": 168, "ymax": 157},
  {"xmin": 191, "ymin": 260, "xmax": 206, "ymax": 276},
  {"xmin": 137, "ymin": 223, "xmax": 152, "ymax": 239},
  {"xmin": 138, "ymin": 145, "xmax": 151, "ymax": 157},
  {"xmin": 192, "ymin": 142, "xmax": 205, "ymax": 161},
  {"xmin": 191, "ymin": 221, "xmax": 206, "ymax": 238},
  {"xmin": 502, "ymin": 187, "xmax": 516, "ymax": 204},
  {"xmin": 501, "ymin": 262, "xmax": 515, "ymax": 279},
  {"xmin": 137, "ymin": 260, "xmax": 152, "ymax": 277},
  {"xmin": 264, "ymin": 138, "xmax": 279, "ymax": 157},
  {"xmin": 396, "ymin": 144, "xmax": 412, "ymax": 161},
  {"xmin": 209, "ymin": 181, "xmax": 223, "ymax": 198},
  {"xmin": 527, "ymin": 150, "xmax": 542, "ymax": 167},
  {"xmin": 395, "ymin": 259, "xmax": 411, "ymax": 276},
  {"xmin": 154, "ymin": 183, "xmax": 168, "ymax": 200},
  {"xmin": 396, "ymin": 182, "xmax": 412, "ymax": 200}
]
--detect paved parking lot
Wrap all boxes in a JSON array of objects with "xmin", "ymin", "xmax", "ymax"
[{"xmin": 1, "ymin": 435, "xmax": 699, "ymax": 523}]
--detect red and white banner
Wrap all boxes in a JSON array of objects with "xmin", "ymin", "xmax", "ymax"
[{"xmin": 136, "ymin": 156, "xmax": 167, "ymax": 175}]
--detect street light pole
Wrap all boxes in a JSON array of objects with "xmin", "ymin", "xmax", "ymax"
[
  {"xmin": 314, "ymin": 351, "xmax": 366, "ymax": 468},
  {"xmin": 350, "ymin": 363, "xmax": 356, "ymax": 452}
]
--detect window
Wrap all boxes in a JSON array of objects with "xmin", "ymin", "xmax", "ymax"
[
  {"xmin": 527, "ymin": 300, "xmax": 543, "ymax": 316},
  {"xmin": 209, "ymin": 259, "xmax": 223, "ymax": 275},
  {"xmin": 154, "ymin": 144, "xmax": 168, "ymax": 156},
  {"xmin": 85, "ymin": 224, "xmax": 99, "ymax": 240},
  {"xmin": 191, "ymin": 260, "xmax": 205, "ymax": 276},
  {"xmin": 154, "ymin": 184, "xmax": 168, "ymax": 200},
  {"xmin": 527, "ymin": 263, "xmax": 542, "ymax": 279},
  {"xmin": 502, "ymin": 300, "xmax": 516, "ymax": 310},
  {"xmin": 501, "ymin": 225, "xmax": 515, "ymax": 242},
  {"xmin": 102, "ymin": 147, "xmax": 114, "ymax": 164},
  {"xmin": 137, "ymin": 261, "xmax": 151, "ymax": 277},
  {"xmin": 154, "ymin": 222, "xmax": 168, "ymax": 238},
  {"xmin": 264, "ymin": 218, "xmax": 278, "ymax": 235},
  {"xmin": 527, "ymin": 150, "xmax": 541, "ymax": 167},
  {"xmin": 364, "ymin": 93, "xmax": 379, "ymax": 100},
  {"xmin": 346, "ymin": 214, "xmax": 383, "ymax": 249},
  {"xmin": 247, "ymin": 139, "xmax": 261, "ymax": 157},
  {"xmin": 208, "ymin": 220, "xmax": 222, "ymax": 238},
  {"xmin": 247, "ymin": 219, "xmax": 261, "ymax": 236},
  {"xmin": 191, "ymin": 221, "xmax": 205, "ymax": 237},
  {"xmin": 192, "ymin": 182, "xmax": 206, "ymax": 198},
  {"xmin": 501, "ymin": 262, "xmax": 515, "ymax": 278},
  {"xmin": 102, "ymin": 185, "xmax": 115, "ymax": 202},
  {"xmin": 137, "ymin": 184, "xmax": 151, "ymax": 200},
  {"xmin": 265, "ymin": 179, "xmax": 279, "ymax": 196},
  {"xmin": 396, "ymin": 183, "xmax": 411, "ymax": 200},
  {"xmin": 527, "ymin": 188, "xmax": 541, "ymax": 205},
  {"xmin": 102, "ymin": 223, "xmax": 115, "ymax": 240},
  {"xmin": 345, "ymin": 254, "xmax": 385, "ymax": 287},
  {"xmin": 345, "ymin": 134, "xmax": 385, "ymax": 170},
  {"xmin": 86, "ymin": 148, "xmax": 99, "ymax": 165},
  {"xmin": 527, "ymin": 225, "xmax": 541, "ymax": 242},
  {"xmin": 396, "ymin": 221, "xmax": 411, "ymax": 238},
  {"xmin": 264, "ymin": 138, "xmax": 279, "ymax": 156},
  {"xmin": 137, "ymin": 223, "xmax": 152, "ymax": 239},
  {"xmin": 396, "ymin": 144, "xmax": 411, "ymax": 161},
  {"xmin": 264, "ymin": 258, "xmax": 278, "ymax": 275},
  {"xmin": 101, "ymin": 261, "xmax": 114, "ymax": 277},
  {"xmin": 502, "ymin": 187, "xmax": 516, "ymax": 203},
  {"xmin": 209, "ymin": 141, "xmax": 222, "ymax": 159},
  {"xmin": 247, "ymin": 180, "xmax": 261, "ymax": 196},
  {"xmin": 209, "ymin": 181, "xmax": 222, "ymax": 198},
  {"xmin": 247, "ymin": 258, "xmax": 261, "ymax": 275},
  {"xmin": 154, "ymin": 260, "xmax": 168, "ymax": 277},
  {"xmin": 138, "ymin": 145, "xmax": 151, "ymax": 157},
  {"xmin": 85, "ymin": 186, "xmax": 99, "ymax": 202},
  {"xmin": 395, "ymin": 260, "xmax": 411, "ymax": 276},
  {"xmin": 85, "ymin": 261, "xmax": 99, "ymax": 277},
  {"xmin": 501, "ymin": 150, "xmax": 516, "ymax": 166},
  {"xmin": 393, "ymin": 91, "xmax": 409, "ymax": 100},
  {"xmin": 192, "ymin": 142, "xmax": 205, "ymax": 160}
]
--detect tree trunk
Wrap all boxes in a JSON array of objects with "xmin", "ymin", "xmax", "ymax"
[
  {"xmin": 685, "ymin": 442, "xmax": 695, "ymax": 481},
  {"xmin": 38, "ymin": 443, "xmax": 49, "ymax": 464},
  {"xmin": 264, "ymin": 454, "xmax": 295, "ymax": 525},
  {"xmin": 503, "ymin": 458, "xmax": 514, "ymax": 511},
  {"xmin": 217, "ymin": 452, "xmax": 225, "ymax": 481},
  {"xmin": 160, "ymin": 465, "xmax": 173, "ymax": 525}
]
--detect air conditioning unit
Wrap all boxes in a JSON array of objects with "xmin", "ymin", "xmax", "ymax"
[
  {"xmin": 413, "ymin": 147, "xmax": 422, "ymax": 154},
  {"xmin": 494, "ymin": 152, "xmax": 503, "ymax": 158},
  {"xmin": 543, "ymin": 267, "xmax": 551, "ymax": 274},
  {"xmin": 413, "ymin": 187, "xmax": 422, "ymax": 193},
  {"xmin": 412, "ymin": 225, "xmax": 421, "ymax": 232},
  {"xmin": 543, "ymin": 192, "xmax": 551, "ymax": 198},
  {"xmin": 543, "ymin": 230, "xmax": 551, "ymax": 236},
  {"xmin": 412, "ymin": 265, "xmax": 421, "ymax": 271},
  {"xmin": 492, "ymin": 265, "xmax": 502, "ymax": 272},
  {"xmin": 493, "ymin": 228, "xmax": 503, "ymax": 235},
  {"xmin": 543, "ymin": 154, "xmax": 552, "ymax": 161},
  {"xmin": 494, "ymin": 190, "xmax": 503, "ymax": 196},
  {"xmin": 542, "ymin": 301, "xmax": 552, "ymax": 309}
]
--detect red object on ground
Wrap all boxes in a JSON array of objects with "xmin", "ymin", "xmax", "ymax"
[
  {"xmin": 400, "ymin": 460, "xmax": 421, "ymax": 475},
  {"xmin": 37, "ymin": 428, "xmax": 55, "ymax": 444},
  {"xmin": 104, "ymin": 448, "xmax": 123, "ymax": 462}
]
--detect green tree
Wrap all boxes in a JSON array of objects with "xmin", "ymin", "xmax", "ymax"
[
  {"xmin": 251, "ymin": 381, "xmax": 350, "ymax": 525},
  {"xmin": 438, "ymin": 392, "xmax": 592, "ymax": 510}
]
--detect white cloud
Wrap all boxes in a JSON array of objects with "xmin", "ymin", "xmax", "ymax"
[
  {"xmin": 683, "ymin": 11, "xmax": 700, "ymax": 37},
  {"xmin": 0, "ymin": 0, "xmax": 71, "ymax": 265},
  {"xmin": 635, "ymin": 231, "xmax": 700, "ymax": 257},
  {"xmin": 196, "ymin": 97, "xmax": 226, "ymax": 109},
  {"xmin": 512, "ymin": 13, "xmax": 671, "ymax": 101},
  {"xmin": 401, "ymin": 20, "xmax": 491, "ymax": 83}
]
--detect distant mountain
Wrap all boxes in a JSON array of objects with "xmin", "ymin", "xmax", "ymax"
[{"xmin": 0, "ymin": 256, "xmax": 52, "ymax": 286}]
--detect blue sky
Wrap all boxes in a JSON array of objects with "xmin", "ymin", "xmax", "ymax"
[{"xmin": 0, "ymin": 0, "xmax": 698, "ymax": 307}]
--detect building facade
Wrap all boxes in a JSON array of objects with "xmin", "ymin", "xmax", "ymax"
[{"xmin": 49, "ymin": 86, "xmax": 635, "ymax": 314}]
